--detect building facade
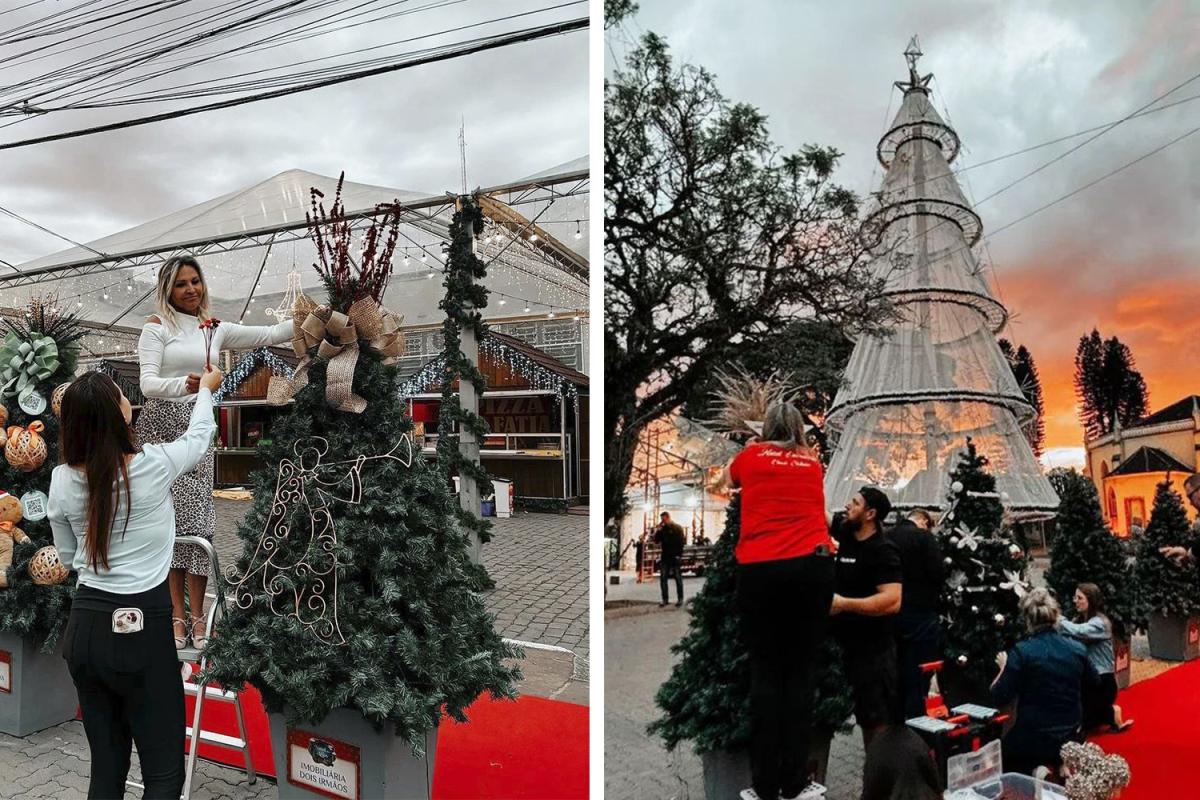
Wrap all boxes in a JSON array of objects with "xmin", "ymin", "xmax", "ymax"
[{"xmin": 1085, "ymin": 396, "xmax": 1200, "ymax": 536}]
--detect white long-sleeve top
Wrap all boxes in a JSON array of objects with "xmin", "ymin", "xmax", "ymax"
[
  {"xmin": 48, "ymin": 389, "xmax": 217, "ymax": 593},
  {"xmin": 138, "ymin": 312, "xmax": 292, "ymax": 401}
]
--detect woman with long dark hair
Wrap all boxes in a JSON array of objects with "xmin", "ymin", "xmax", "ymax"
[
  {"xmin": 48, "ymin": 366, "xmax": 221, "ymax": 799},
  {"xmin": 724, "ymin": 401, "xmax": 834, "ymax": 800},
  {"xmin": 137, "ymin": 254, "xmax": 291, "ymax": 649},
  {"xmin": 1060, "ymin": 582, "xmax": 1133, "ymax": 733}
]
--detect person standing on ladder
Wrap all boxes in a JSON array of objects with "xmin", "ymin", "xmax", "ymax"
[
  {"xmin": 137, "ymin": 255, "xmax": 292, "ymax": 650},
  {"xmin": 48, "ymin": 366, "xmax": 223, "ymax": 799}
]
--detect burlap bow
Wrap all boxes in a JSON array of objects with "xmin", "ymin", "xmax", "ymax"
[{"xmin": 267, "ymin": 294, "xmax": 404, "ymax": 414}]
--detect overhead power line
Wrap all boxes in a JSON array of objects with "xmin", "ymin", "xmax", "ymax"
[{"xmin": 0, "ymin": 16, "xmax": 588, "ymax": 152}]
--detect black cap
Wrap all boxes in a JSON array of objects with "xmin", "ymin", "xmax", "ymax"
[{"xmin": 859, "ymin": 486, "xmax": 892, "ymax": 523}]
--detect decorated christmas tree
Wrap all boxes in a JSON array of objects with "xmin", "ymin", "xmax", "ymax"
[
  {"xmin": 649, "ymin": 494, "xmax": 853, "ymax": 756},
  {"xmin": 1045, "ymin": 468, "xmax": 1137, "ymax": 638},
  {"xmin": 1134, "ymin": 478, "xmax": 1199, "ymax": 621},
  {"xmin": 204, "ymin": 183, "xmax": 520, "ymax": 752},
  {"xmin": 0, "ymin": 298, "xmax": 85, "ymax": 652},
  {"xmin": 937, "ymin": 438, "xmax": 1030, "ymax": 694}
]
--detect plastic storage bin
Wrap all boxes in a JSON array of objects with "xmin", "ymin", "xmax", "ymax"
[{"xmin": 947, "ymin": 773, "xmax": 1067, "ymax": 800}]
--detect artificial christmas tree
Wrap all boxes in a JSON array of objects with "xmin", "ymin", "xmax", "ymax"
[
  {"xmin": 204, "ymin": 181, "xmax": 520, "ymax": 798},
  {"xmin": 1134, "ymin": 479, "xmax": 1200, "ymax": 661},
  {"xmin": 1045, "ymin": 468, "xmax": 1137, "ymax": 686},
  {"xmin": 649, "ymin": 495, "xmax": 853, "ymax": 798},
  {"xmin": 937, "ymin": 438, "xmax": 1031, "ymax": 703},
  {"xmin": 0, "ymin": 297, "xmax": 85, "ymax": 736}
]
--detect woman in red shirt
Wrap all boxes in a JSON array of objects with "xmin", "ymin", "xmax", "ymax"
[{"xmin": 726, "ymin": 402, "xmax": 834, "ymax": 800}]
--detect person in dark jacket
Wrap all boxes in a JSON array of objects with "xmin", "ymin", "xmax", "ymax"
[
  {"xmin": 860, "ymin": 725, "xmax": 942, "ymax": 800},
  {"xmin": 890, "ymin": 508, "xmax": 945, "ymax": 719},
  {"xmin": 991, "ymin": 588, "xmax": 1099, "ymax": 776},
  {"xmin": 653, "ymin": 512, "xmax": 687, "ymax": 607}
]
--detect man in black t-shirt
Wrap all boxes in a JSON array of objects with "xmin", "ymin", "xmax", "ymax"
[
  {"xmin": 653, "ymin": 512, "xmax": 687, "ymax": 607},
  {"xmin": 831, "ymin": 486, "xmax": 903, "ymax": 748},
  {"xmin": 889, "ymin": 508, "xmax": 946, "ymax": 720}
]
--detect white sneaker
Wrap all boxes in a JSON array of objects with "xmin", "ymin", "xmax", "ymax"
[
  {"xmin": 782, "ymin": 782, "xmax": 826, "ymax": 800},
  {"xmin": 739, "ymin": 790, "xmax": 762, "ymax": 800},
  {"xmin": 1033, "ymin": 766, "xmax": 1052, "ymax": 782}
]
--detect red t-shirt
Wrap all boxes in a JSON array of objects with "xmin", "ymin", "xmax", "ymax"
[{"xmin": 728, "ymin": 442, "xmax": 832, "ymax": 564}]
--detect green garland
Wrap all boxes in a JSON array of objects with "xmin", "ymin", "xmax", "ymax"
[{"xmin": 437, "ymin": 196, "xmax": 494, "ymax": 551}]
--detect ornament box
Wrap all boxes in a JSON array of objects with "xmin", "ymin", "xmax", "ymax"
[
  {"xmin": 1146, "ymin": 614, "xmax": 1200, "ymax": 662},
  {"xmin": 268, "ymin": 707, "xmax": 437, "ymax": 800},
  {"xmin": 0, "ymin": 631, "xmax": 78, "ymax": 737}
]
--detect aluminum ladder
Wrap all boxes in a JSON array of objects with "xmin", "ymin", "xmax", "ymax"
[{"xmin": 124, "ymin": 535, "xmax": 257, "ymax": 799}]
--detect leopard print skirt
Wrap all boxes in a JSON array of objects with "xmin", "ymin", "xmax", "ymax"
[{"xmin": 134, "ymin": 397, "xmax": 215, "ymax": 577}]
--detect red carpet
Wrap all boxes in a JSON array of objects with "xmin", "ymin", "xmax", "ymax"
[
  {"xmin": 183, "ymin": 670, "xmax": 588, "ymax": 799},
  {"xmin": 1091, "ymin": 659, "xmax": 1200, "ymax": 798}
]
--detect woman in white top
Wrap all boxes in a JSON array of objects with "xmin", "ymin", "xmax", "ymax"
[
  {"xmin": 48, "ymin": 366, "xmax": 222, "ymax": 799},
  {"xmin": 137, "ymin": 254, "xmax": 291, "ymax": 650}
]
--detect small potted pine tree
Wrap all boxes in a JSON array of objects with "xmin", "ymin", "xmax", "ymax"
[
  {"xmin": 1044, "ymin": 468, "xmax": 1137, "ymax": 687},
  {"xmin": 204, "ymin": 184, "xmax": 520, "ymax": 799},
  {"xmin": 0, "ymin": 298, "xmax": 84, "ymax": 736},
  {"xmin": 1135, "ymin": 478, "xmax": 1200, "ymax": 662}
]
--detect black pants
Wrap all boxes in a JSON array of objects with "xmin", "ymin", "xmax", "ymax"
[
  {"xmin": 1082, "ymin": 672, "xmax": 1119, "ymax": 729},
  {"xmin": 660, "ymin": 556, "xmax": 683, "ymax": 603},
  {"xmin": 64, "ymin": 580, "xmax": 185, "ymax": 800},
  {"xmin": 896, "ymin": 611, "xmax": 941, "ymax": 720},
  {"xmin": 736, "ymin": 553, "xmax": 834, "ymax": 800},
  {"xmin": 841, "ymin": 638, "xmax": 902, "ymax": 731}
]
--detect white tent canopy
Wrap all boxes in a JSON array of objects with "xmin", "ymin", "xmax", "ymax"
[{"xmin": 2, "ymin": 160, "xmax": 588, "ymax": 330}]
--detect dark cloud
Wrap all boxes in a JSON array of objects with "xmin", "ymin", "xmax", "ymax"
[{"xmin": 619, "ymin": 0, "xmax": 1200, "ymax": 449}]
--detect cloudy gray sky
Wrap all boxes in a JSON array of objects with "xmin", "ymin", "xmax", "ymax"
[
  {"xmin": 611, "ymin": 0, "xmax": 1200, "ymax": 457},
  {"xmin": 0, "ymin": 0, "xmax": 588, "ymax": 265}
]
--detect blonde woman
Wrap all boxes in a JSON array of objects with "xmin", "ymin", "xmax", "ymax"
[{"xmin": 137, "ymin": 254, "xmax": 292, "ymax": 650}]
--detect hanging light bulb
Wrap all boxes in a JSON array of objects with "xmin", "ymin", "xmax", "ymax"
[
  {"xmin": 523, "ymin": 305, "xmax": 530, "ymax": 313},
  {"xmin": 102, "ymin": 292, "xmax": 109, "ymax": 300},
  {"xmin": 427, "ymin": 269, "xmax": 435, "ymax": 279},
  {"xmin": 547, "ymin": 311, "xmax": 555, "ymax": 319},
  {"xmin": 76, "ymin": 301, "xmax": 83, "ymax": 308},
  {"xmin": 498, "ymin": 298, "xmax": 507, "ymax": 306},
  {"xmin": 403, "ymin": 250, "xmax": 410, "ymax": 266},
  {"xmin": 574, "ymin": 222, "xmax": 582, "ymax": 240},
  {"xmin": 528, "ymin": 232, "xmax": 539, "ymax": 243},
  {"xmin": 421, "ymin": 251, "xmax": 427, "ymax": 263}
]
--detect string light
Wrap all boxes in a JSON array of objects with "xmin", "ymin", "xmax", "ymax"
[
  {"xmin": 574, "ymin": 222, "xmax": 582, "ymax": 240},
  {"xmin": 498, "ymin": 299, "xmax": 506, "ymax": 306},
  {"xmin": 528, "ymin": 233, "xmax": 538, "ymax": 243},
  {"xmin": 399, "ymin": 337, "xmax": 580, "ymax": 409}
]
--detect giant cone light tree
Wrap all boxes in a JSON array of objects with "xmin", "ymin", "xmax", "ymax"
[
  {"xmin": 938, "ymin": 439, "xmax": 1031, "ymax": 694},
  {"xmin": 0, "ymin": 300, "xmax": 84, "ymax": 651},
  {"xmin": 205, "ymin": 181, "xmax": 520, "ymax": 751},
  {"xmin": 823, "ymin": 39, "xmax": 1058, "ymax": 517}
]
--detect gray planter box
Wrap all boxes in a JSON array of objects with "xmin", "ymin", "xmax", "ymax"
[
  {"xmin": 1113, "ymin": 638, "xmax": 1131, "ymax": 690},
  {"xmin": 0, "ymin": 631, "xmax": 78, "ymax": 737},
  {"xmin": 1147, "ymin": 614, "xmax": 1200, "ymax": 662},
  {"xmin": 268, "ymin": 707, "xmax": 437, "ymax": 800},
  {"xmin": 701, "ymin": 748, "xmax": 750, "ymax": 800}
]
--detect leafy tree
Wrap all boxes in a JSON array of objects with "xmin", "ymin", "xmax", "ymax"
[
  {"xmin": 604, "ymin": 0, "xmax": 637, "ymax": 28},
  {"xmin": 605, "ymin": 31, "xmax": 889, "ymax": 526},
  {"xmin": 938, "ymin": 439, "xmax": 1029, "ymax": 693},
  {"xmin": 1134, "ymin": 479, "xmax": 1199, "ymax": 621},
  {"xmin": 1074, "ymin": 329, "xmax": 1149, "ymax": 441},
  {"xmin": 1044, "ymin": 468, "xmax": 1137, "ymax": 638},
  {"xmin": 998, "ymin": 338, "xmax": 1046, "ymax": 458}
]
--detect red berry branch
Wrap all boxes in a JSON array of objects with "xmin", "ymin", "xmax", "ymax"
[{"xmin": 199, "ymin": 318, "xmax": 221, "ymax": 369}]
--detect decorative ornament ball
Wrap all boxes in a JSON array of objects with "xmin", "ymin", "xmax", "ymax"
[
  {"xmin": 949, "ymin": 536, "xmax": 959, "ymax": 545},
  {"xmin": 944, "ymin": 557, "xmax": 953, "ymax": 565},
  {"xmin": 1000, "ymin": 492, "xmax": 1010, "ymax": 502},
  {"xmin": 51, "ymin": 382, "xmax": 71, "ymax": 418},
  {"xmin": 971, "ymin": 605, "xmax": 979, "ymax": 613},
  {"xmin": 951, "ymin": 481, "xmax": 964, "ymax": 494},
  {"xmin": 955, "ymin": 586, "xmax": 963, "ymax": 594},
  {"xmin": 17, "ymin": 390, "xmax": 46, "ymax": 416},
  {"xmin": 5, "ymin": 422, "xmax": 47, "ymax": 472},
  {"xmin": 28, "ymin": 545, "xmax": 68, "ymax": 585},
  {"xmin": 957, "ymin": 654, "xmax": 968, "ymax": 666},
  {"xmin": 994, "ymin": 613, "xmax": 1005, "ymax": 625}
]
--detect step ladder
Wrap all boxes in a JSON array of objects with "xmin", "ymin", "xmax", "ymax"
[{"xmin": 125, "ymin": 535, "xmax": 256, "ymax": 799}]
